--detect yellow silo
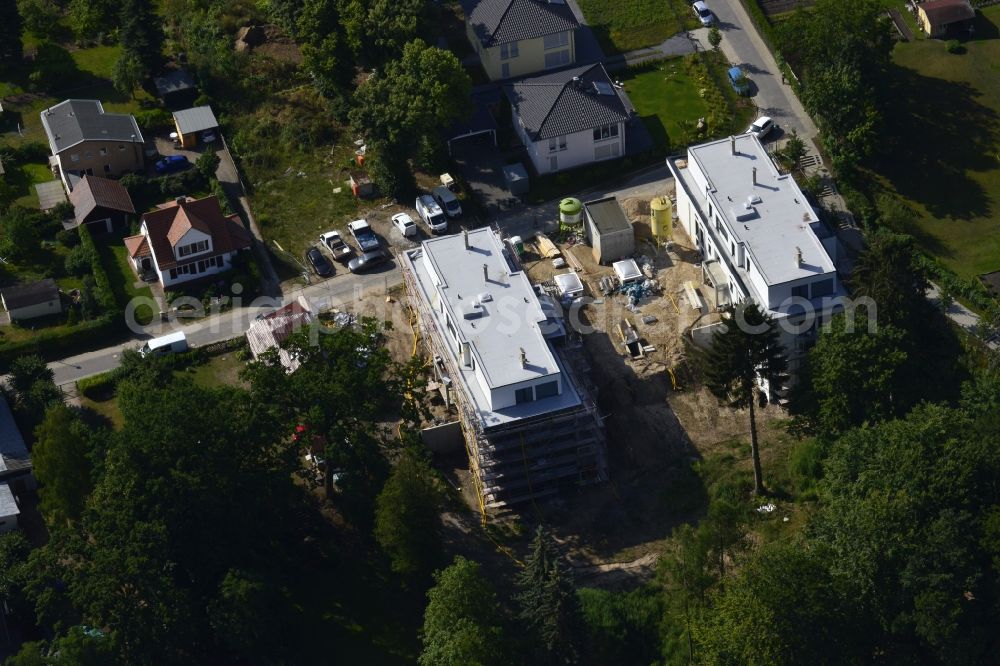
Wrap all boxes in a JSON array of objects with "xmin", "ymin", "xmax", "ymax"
[{"xmin": 650, "ymin": 196, "xmax": 673, "ymax": 240}]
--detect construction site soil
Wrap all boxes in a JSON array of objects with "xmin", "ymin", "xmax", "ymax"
[{"xmin": 320, "ymin": 205, "xmax": 791, "ymax": 587}]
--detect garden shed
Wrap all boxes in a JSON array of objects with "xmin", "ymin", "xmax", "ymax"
[
  {"xmin": 583, "ymin": 196, "xmax": 634, "ymax": 264},
  {"xmin": 1, "ymin": 279, "xmax": 62, "ymax": 322}
]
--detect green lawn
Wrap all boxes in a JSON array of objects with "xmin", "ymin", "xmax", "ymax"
[
  {"xmin": 623, "ymin": 59, "xmax": 711, "ymax": 153},
  {"xmin": 95, "ymin": 232, "xmax": 157, "ymax": 324},
  {"xmin": 625, "ymin": 52, "xmax": 756, "ymax": 153},
  {"xmin": 866, "ymin": 6, "xmax": 1000, "ymax": 279},
  {"xmin": 8, "ymin": 163, "xmax": 57, "ymax": 208},
  {"xmin": 181, "ymin": 353, "xmax": 249, "ymax": 389},
  {"xmin": 80, "ymin": 394, "xmax": 124, "ymax": 430},
  {"xmin": 577, "ymin": 0, "xmax": 699, "ymax": 54}
]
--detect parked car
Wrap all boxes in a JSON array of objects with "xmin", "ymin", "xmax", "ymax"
[
  {"xmin": 306, "ymin": 246, "xmax": 334, "ymax": 278},
  {"xmin": 747, "ymin": 116, "xmax": 776, "ymax": 140},
  {"xmin": 139, "ymin": 331, "xmax": 188, "ymax": 358},
  {"xmin": 319, "ymin": 230, "xmax": 354, "ymax": 261},
  {"xmin": 348, "ymin": 249, "xmax": 389, "ymax": 274},
  {"xmin": 391, "ymin": 212, "xmax": 417, "ymax": 237},
  {"xmin": 415, "ymin": 195, "xmax": 448, "ymax": 234},
  {"xmin": 432, "ymin": 186, "xmax": 462, "ymax": 218},
  {"xmin": 347, "ymin": 219, "xmax": 380, "ymax": 252},
  {"xmin": 728, "ymin": 66, "xmax": 751, "ymax": 96},
  {"xmin": 692, "ymin": 1, "xmax": 715, "ymax": 26},
  {"xmin": 154, "ymin": 154, "xmax": 189, "ymax": 174}
]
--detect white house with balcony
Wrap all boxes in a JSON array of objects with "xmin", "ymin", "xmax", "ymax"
[
  {"xmin": 505, "ymin": 63, "xmax": 629, "ymax": 175},
  {"xmin": 668, "ymin": 134, "xmax": 848, "ymax": 383},
  {"xmin": 402, "ymin": 228, "xmax": 607, "ymax": 508},
  {"xmin": 124, "ymin": 195, "xmax": 252, "ymax": 287}
]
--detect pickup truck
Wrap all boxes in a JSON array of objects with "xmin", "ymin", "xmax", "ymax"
[
  {"xmin": 319, "ymin": 230, "xmax": 354, "ymax": 261},
  {"xmin": 347, "ymin": 219, "xmax": 380, "ymax": 252}
]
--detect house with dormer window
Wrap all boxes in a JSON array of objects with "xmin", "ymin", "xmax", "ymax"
[
  {"xmin": 505, "ymin": 63, "xmax": 630, "ymax": 174},
  {"xmin": 123, "ymin": 195, "xmax": 252, "ymax": 287},
  {"xmin": 461, "ymin": 0, "xmax": 579, "ymax": 80}
]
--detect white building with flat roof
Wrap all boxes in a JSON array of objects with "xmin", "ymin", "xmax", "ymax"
[
  {"xmin": 668, "ymin": 134, "xmax": 847, "ymax": 383},
  {"xmin": 403, "ymin": 228, "xmax": 606, "ymax": 508}
]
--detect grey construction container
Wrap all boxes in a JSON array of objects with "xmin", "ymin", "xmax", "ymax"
[
  {"xmin": 503, "ymin": 163, "xmax": 530, "ymax": 195},
  {"xmin": 583, "ymin": 196, "xmax": 634, "ymax": 264}
]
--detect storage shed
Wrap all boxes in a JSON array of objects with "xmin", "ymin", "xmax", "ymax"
[
  {"xmin": 503, "ymin": 163, "xmax": 529, "ymax": 196},
  {"xmin": 154, "ymin": 69, "xmax": 197, "ymax": 109},
  {"xmin": 583, "ymin": 196, "xmax": 634, "ymax": 264},
  {"xmin": 172, "ymin": 106, "xmax": 219, "ymax": 148},
  {"xmin": 1, "ymin": 279, "xmax": 62, "ymax": 322}
]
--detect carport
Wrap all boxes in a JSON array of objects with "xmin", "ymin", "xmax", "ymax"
[{"xmin": 445, "ymin": 103, "xmax": 498, "ymax": 156}]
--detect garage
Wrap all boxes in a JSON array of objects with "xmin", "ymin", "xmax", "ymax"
[{"xmin": 172, "ymin": 105, "xmax": 220, "ymax": 149}]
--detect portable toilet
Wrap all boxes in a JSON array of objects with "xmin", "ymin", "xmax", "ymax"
[
  {"xmin": 559, "ymin": 197, "xmax": 583, "ymax": 226},
  {"xmin": 510, "ymin": 235, "xmax": 524, "ymax": 256},
  {"xmin": 650, "ymin": 196, "xmax": 673, "ymax": 240}
]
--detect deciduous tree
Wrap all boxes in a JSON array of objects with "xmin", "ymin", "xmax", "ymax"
[
  {"xmin": 420, "ymin": 556, "xmax": 509, "ymax": 666},
  {"xmin": 32, "ymin": 404, "xmax": 94, "ymax": 526},
  {"xmin": 374, "ymin": 450, "xmax": 444, "ymax": 581},
  {"xmin": 112, "ymin": 52, "xmax": 143, "ymax": 99},
  {"xmin": 350, "ymin": 39, "xmax": 471, "ymax": 155}
]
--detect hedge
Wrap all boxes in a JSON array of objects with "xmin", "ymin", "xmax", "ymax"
[
  {"xmin": 78, "ymin": 224, "xmax": 120, "ymax": 316},
  {"xmin": 77, "ymin": 371, "xmax": 117, "ymax": 400},
  {"xmin": 0, "ymin": 315, "xmax": 124, "ymax": 372}
]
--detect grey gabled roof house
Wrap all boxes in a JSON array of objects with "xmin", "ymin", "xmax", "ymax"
[
  {"xmin": 460, "ymin": 0, "xmax": 580, "ymax": 81},
  {"xmin": 505, "ymin": 63, "xmax": 631, "ymax": 174},
  {"xmin": 462, "ymin": 0, "xmax": 579, "ymax": 47},
  {"xmin": 40, "ymin": 99, "xmax": 144, "ymax": 155}
]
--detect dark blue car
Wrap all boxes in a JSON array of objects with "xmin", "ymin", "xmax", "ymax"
[{"xmin": 155, "ymin": 154, "xmax": 189, "ymax": 174}]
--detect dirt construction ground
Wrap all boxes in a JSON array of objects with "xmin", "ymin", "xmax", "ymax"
[
  {"xmin": 325, "ymin": 205, "xmax": 792, "ymax": 585},
  {"xmin": 407, "ymin": 194, "xmax": 788, "ymax": 583}
]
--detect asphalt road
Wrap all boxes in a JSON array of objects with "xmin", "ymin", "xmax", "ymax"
[
  {"xmin": 47, "ymin": 265, "xmax": 403, "ymax": 387},
  {"xmin": 709, "ymin": 0, "xmax": 820, "ymax": 143}
]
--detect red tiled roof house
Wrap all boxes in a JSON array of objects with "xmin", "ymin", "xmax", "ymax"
[
  {"xmin": 124, "ymin": 195, "xmax": 252, "ymax": 287},
  {"xmin": 68, "ymin": 175, "xmax": 135, "ymax": 233}
]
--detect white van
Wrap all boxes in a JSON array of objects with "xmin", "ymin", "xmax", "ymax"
[
  {"xmin": 415, "ymin": 195, "xmax": 449, "ymax": 234},
  {"xmin": 139, "ymin": 331, "xmax": 189, "ymax": 358},
  {"xmin": 432, "ymin": 186, "xmax": 462, "ymax": 218}
]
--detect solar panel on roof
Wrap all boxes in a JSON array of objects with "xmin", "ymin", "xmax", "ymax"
[{"xmin": 592, "ymin": 81, "xmax": 614, "ymax": 96}]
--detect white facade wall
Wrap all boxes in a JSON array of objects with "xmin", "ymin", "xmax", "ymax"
[
  {"xmin": 157, "ymin": 251, "xmax": 237, "ymax": 287},
  {"xmin": 515, "ymin": 119, "xmax": 625, "ymax": 175},
  {"xmin": 433, "ymin": 284, "xmax": 564, "ymax": 411},
  {"xmin": 5, "ymin": 299, "xmax": 61, "ymax": 321}
]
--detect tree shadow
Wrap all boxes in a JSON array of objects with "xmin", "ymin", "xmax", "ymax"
[{"xmin": 871, "ymin": 63, "xmax": 998, "ymax": 221}]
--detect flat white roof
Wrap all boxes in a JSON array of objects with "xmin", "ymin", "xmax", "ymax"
[
  {"xmin": 687, "ymin": 134, "xmax": 835, "ymax": 286},
  {"xmin": 421, "ymin": 229, "xmax": 558, "ymax": 387},
  {"xmin": 406, "ymin": 229, "xmax": 582, "ymax": 428},
  {"xmin": 147, "ymin": 330, "xmax": 187, "ymax": 347}
]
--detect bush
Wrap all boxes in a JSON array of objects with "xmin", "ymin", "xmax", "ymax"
[
  {"xmin": 134, "ymin": 108, "xmax": 173, "ymax": 130},
  {"xmin": 78, "ymin": 224, "xmax": 118, "ymax": 315},
  {"xmin": 64, "ymin": 244, "xmax": 95, "ymax": 276},
  {"xmin": 946, "ymin": 39, "xmax": 965, "ymax": 54},
  {"xmin": 196, "ymin": 151, "xmax": 221, "ymax": 181},
  {"xmin": 56, "ymin": 228, "xmax": 80, "ymax": 247}
]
